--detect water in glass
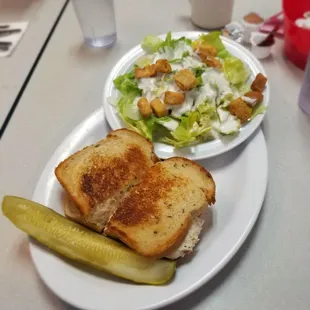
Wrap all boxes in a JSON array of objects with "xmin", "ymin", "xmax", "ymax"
[{"xmin": 72, "ymin": 0, "xmax": 117, "ymax": 48}]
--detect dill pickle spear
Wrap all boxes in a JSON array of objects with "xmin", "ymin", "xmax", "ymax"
[{"xmin": 2, "ymin": 196, "xmax": 176, "ymax": 284}]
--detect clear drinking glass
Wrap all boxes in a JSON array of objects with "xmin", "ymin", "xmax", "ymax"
[{"xmin": 72, "ymin": 0, "xmax": 117, "ymax": 48}]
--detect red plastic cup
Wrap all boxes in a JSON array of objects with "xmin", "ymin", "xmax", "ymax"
[{"xmin": 283, "ymin": 0, "xmax": 310, "ymax": 70}]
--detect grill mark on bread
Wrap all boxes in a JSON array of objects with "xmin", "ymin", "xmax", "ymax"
[
  {"xmin": 110, "ymin": 165, "xmax": 183, "ymax": 226},
  {"xmin": 80, "ymin": 146, "xmax": 148, "ymax": 209}
]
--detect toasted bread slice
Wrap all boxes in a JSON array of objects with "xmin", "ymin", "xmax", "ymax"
[
  {"xmin": 156, "ymin": 157, "xmax": 216, "ymax": 205},
  {"xmin": 105, "ymin": 157, "xmax": 215, "ymax": 258},
  {"xmin": 55, "ymin": 129, "xmax": 159, "ymax": 232}
]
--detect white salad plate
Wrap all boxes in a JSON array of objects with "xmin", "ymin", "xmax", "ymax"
[
  {"xmin": 103, "ymin": 31, "xmax": 269, "ymax": 160},
  {"xmin": 30, "ymin": 108, "xmax": 268, "ymax": 310}
]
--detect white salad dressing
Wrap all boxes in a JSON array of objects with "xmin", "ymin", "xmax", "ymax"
[
  {"xmin": 157, "ymin": 79, "xmax": 179, "ymax": 100},
  {"xmin": 154, "ymin": 47, "xmax": 174, "ymax": 61},
  {"xmin": 183, "ymin": 56, "xmax": 204, "ymax": 69},
  {"xmin": 170, "ymin": 92, "xmax": 195, "ymax": 117},
  {"xmin": 135, "ymin": 55, "xmax": 154, "ymax": 67},
  {"xmin": 155, "ymin": 41, "xmax": 192, "ymax": 62},
  {"xmin": 170, "ymin": 63, "xmax": 184, "ymax": 71},
  {"xmin": 166, "ymin": 80, "xmax": 179, "ymax": 92},
  {"xmin": 193, "ymin": 83, "xmax": 217, "ymax": 110},
  {"xmin": 202, "ymin": 69, "xmax": 232, "ymax": 99},
  {"xmin": 213, "ymin": 108, "xmax": 240, "ymax": 134},
  {"xmin": 218, "ymin": 115, "xmax": 240, "ymax": 134},
  {"xmin": 242, "ymin": 96, "xmax": 257, "ymax": 106},
  {"xmin": 156, "ymin": 118, "xmax": 180, "ymax": 131},
  {"xmin": 174, "ymin": 41, "xmax": 192, "ymax": 59},
  {"xmin": 137, "ymin": 77, "xmax": 159, "ymax": 102},
  {"xmin": 217, "ymin": 107, "xmax": 230, "ymax": 122}
]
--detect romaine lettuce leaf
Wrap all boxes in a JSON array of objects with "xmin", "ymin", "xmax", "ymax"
[
  {"xmin": 197, "ymin": 102, "xmax": 217, "ymax": 118},
  {"xmin": 236, "ymin": 83, "xmax": 251, "ymax": 95},
  {"xmin": 113, "ymin": 71, "xmax": 141, "ymax": 96},
  {"xmin": 191, "ymin": 115, "xmax": 212, "ymax": 137},
  {"xmin": 223, "ymin": 57, "xmax": 250, "ymax": 86},
  {"xmin": 117, "ymin": 94, "xmax": 140, "ymax": 124},
  {"xmin": 141, "ymin": 35, "xmax": 163, "ymax": 53},
  {"xmin": 193, "ymin": 67, "xmax": 205, "ymax": 87},
  {"xmin": 167, "ymin": 110, "xmax": 213, "ymax": 147},
  {"xmin": 171, "ymin": 111, "xmax": 198, "ymax": 143},
  {"xmin": 117, "ymin": 99, "xmax": 157, "ymax": 140},
  {"xmin": 171, "ymin": 126, "xmax": 197, "ymax": 144},
  {"xmin": 194, "ymin": 67, "xmax": 205, "ymax": 78},
  {"xmin": 135, "ymin": 55, "xmax": 154, "ymax": 67},
  {"xmin": 159, "ymin": 32, "xmax": 192, "ymax": 51},
  {"xmin": 169, "ymin": 58, "xmax": 183, "ymax": 64},
  {"xmin": 155, "ymin": 116, "xmax": 179, "ymax": 131},
  {"xmin": 169, "ymin": 51, "xmax": 191, "ymax": 64},
  {"xmin": 135, "ymin": 117, "xmax": 156, "ymax": 140},
  {"xmin": 251, "ymin": 104, "xmax": 267, "ymax": 120},
  {"xmin": 142, "ymin": 32, "xmax": 192, "ymax": 55},
  {"xmin": 182, "ymin": 51, "xmax": 190, "ymax": 58}
]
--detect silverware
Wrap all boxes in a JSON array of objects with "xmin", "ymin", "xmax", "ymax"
[
  {"xmin": 0, "ymin": 46, "xmax": 9, "ymax": 51},
  {"xmin": 0, "ymin": 41, "xmax": 12, "ymax": 46},
  {"xmin": 0, "ymin": 26, "xmax": 23, "ymax": 51},
  {"xmin": 0, "ymin": 41, "xmax": 12, "ymax": 51},
  {"xmin": 0, "ymin": 28, "xmax": 21, "ymax": 37}
]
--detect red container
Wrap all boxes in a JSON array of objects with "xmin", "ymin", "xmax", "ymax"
[{"xmin": 283, "ymin": 0, "xmax": 310, "ymax": 70}]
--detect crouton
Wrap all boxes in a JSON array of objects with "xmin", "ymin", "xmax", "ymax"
[
  {"xmin": 174, "ymin": 69, "xmax": 198, "ymax": 91},
  {"xmin": 199, "ymin": 43, "xmax": 217, "ymax": 57},
  {"xmin": 137, "ymin": 97, "xmax": 153, "ymax": 118},
  {"xmin": 164, "ymin": 91, "xmax": 185, "ymax": 105},
  {"xmin": 228, "ymin": 98, "xmax": 252, "ymax": 124},
  {"xmin": 193, "ymin": 41, "xmax": 217, "ymax": 58},
  {"xmin": 251, "ymin": 73, "xmax": 267, "ymax": 92},
  {"xmin": 150, "ymin": 98, "xmax": 168, "ymax": 117},
  {"xmin": 155, "ymin": 59, "xmax": 172, "ymax": 74},
  {"xmin": 243, "ymin": 91, "xmax": 264, "ymax": 105},
  {"xmin": 202, "ymin": 56, "xmax": 222, "ymax": 68},
  {"xmin": 135, "ymin": 64, "xmax": 157, "ymax": 78}
]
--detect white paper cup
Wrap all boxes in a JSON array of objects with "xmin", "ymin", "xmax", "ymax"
[
  {"xmin": 190, "ymin": 0, "xmax": 234, "ymax": 29},
  {"xmin": 241, "ymin": 19, "xmax": 264, "ymax": 43}
]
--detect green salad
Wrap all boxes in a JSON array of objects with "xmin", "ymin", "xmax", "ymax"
[{"xmin": 112, "ymin": 31, "xmax": 267, "ymax": 148}]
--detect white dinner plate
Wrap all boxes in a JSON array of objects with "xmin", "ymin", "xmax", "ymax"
[
  {"xmin": 103, "ymin": 31, "xmax": 269, "ymax": 160},
  {"xmin": 30, "ymin": 108, "xmax": 268, "ymax": 310}
]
